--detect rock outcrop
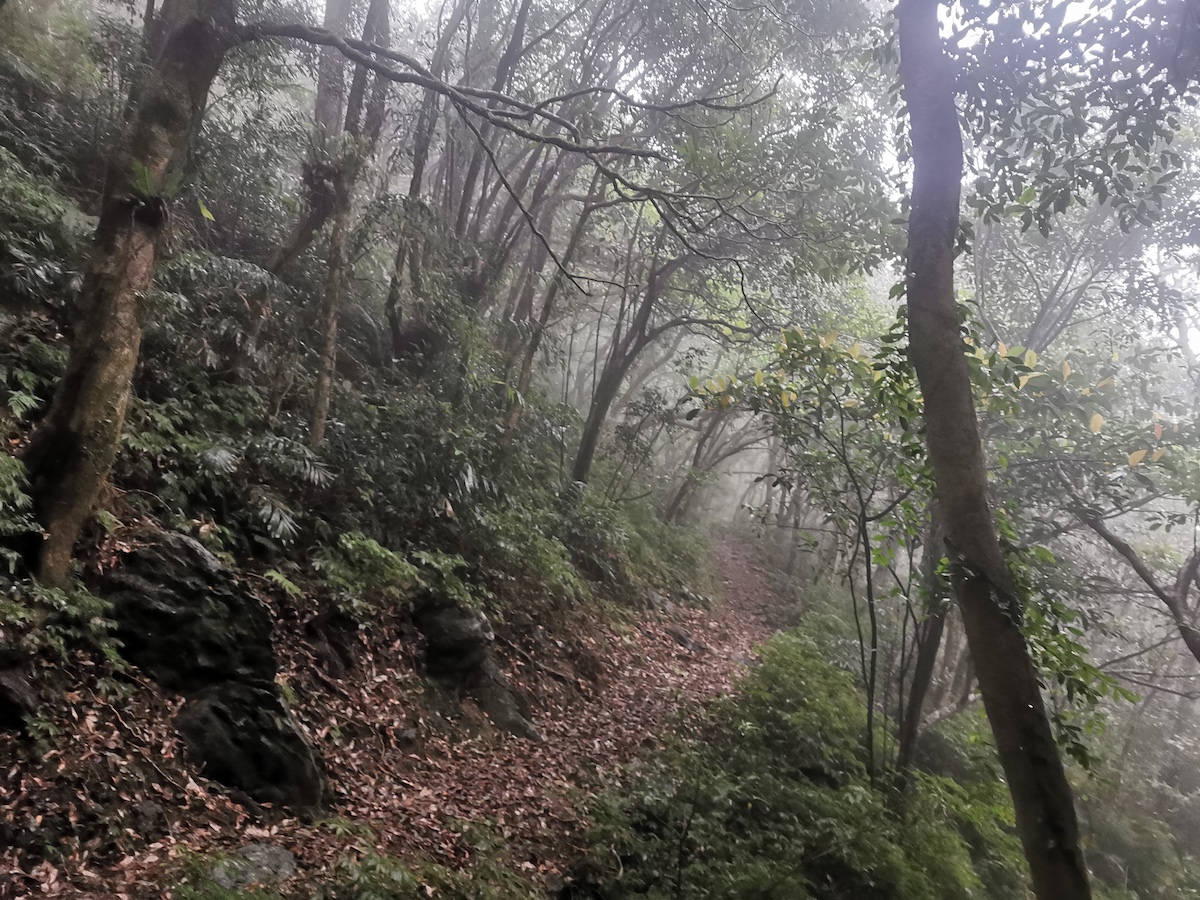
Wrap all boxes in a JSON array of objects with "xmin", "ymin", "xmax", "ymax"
[
  {"xmin": 175, "ymin": 683, "xmax": 328, "ymax": 815},
  {"xmin": 99, "ymin": 532, "xmax": 275, "ymax": 693},
  {"xmin": 96, "ymin": 531, "xmax": 329, "ymax": 813},
  {"xmin": 415, "ymin": 598, "xmax": 541, "ymax": 741}
]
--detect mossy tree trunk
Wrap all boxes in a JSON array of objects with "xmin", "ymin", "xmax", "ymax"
[
  {"xmin": 307, "ymin": 0, "xmax": 388, "ymax": 447},
  {"xmin": 21, "ymin": 0, "xmax": 237, "ymax": 585},
  {"xmin": 898, "ymin": 1, "xmax": 1091, "ymax": 896}
]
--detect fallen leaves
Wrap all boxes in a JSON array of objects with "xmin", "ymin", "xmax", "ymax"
[{"xmin": 1, "ymin": 536, "xmax": 782, "ymax": 898}]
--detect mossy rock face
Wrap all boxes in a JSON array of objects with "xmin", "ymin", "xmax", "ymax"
[
  {"xmin": 175, "ymin": 682, "xmax": 330, "ymax": 816},
  {"xmin": 95, "ymin": 531, "xmax": 329, "ymax": 814},
  {"xmin": 97, "ymin": 531, "xmax": 276, "ymax": 694},
  {"xmin": 414, "ymin": 596, "xmax": 540, "ymax": 740}
]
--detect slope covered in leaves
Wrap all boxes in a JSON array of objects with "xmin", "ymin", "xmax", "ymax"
[{"xmin": 1, "ymin": 535, "xmax": 782, "ymax": 898}]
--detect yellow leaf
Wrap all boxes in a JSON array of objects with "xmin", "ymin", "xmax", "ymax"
[
  {"xmin": 1096, "ymin": 376, "xmax": 1115, "ymax": 389},
  {"xmin": 781, "ymin": 389, "xmax": 791, "ymax": 409},
  {"xmin": 998, "ymin": 342, "xmax": 1008, "ymax": 356},
  {"xmin": 1155, "ymin": 422, "xmax": 1164, "ymax": 440},
  {"xmin": 820, "ymin": 330, "xmax": 838, "ymax": 348},
  {"xmin": 754, "ymin": 370, "xmax": 764, "ymax": 387},
  {"xmin": 1152, "ymin": 448, "xmax": 1166, "ymax": 462},
  {"xmin": 1024, "ymin": 349, "xmax": 1038, "ymax": 368},
  {"xmin": 872, "ymin": 369, "xmax": 884, "ymax": 382},
  {"xmin": 1128, "ymin": 449, "xmax": 1148, "ymax": 467},
  {"xmin": 1019, "ymin": 374, "xmax": 1033, "ymax": 389},
  {"xmin": 1090, "ymin": 413, "xmax": 1104, "ymax": 433},
  {"xmin": 719, "ymin": 394, "xmax": 731, "ymax": 408},
  {"xmin": 848, "ymin": 342, "xmax": 861, "ymax": 359},
  {"xmin": 1061, "ymin": 361, "xmax": 1071, "ymax": 379},
  {"xmin": 1081, "ymin": 387, "xmax": 1092, "ymax": 396},
  {"xmin": 198, "ymin": 198, "xmax": 215, "ymax": 222}
]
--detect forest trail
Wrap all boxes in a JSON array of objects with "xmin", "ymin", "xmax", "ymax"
[
  {"xmin": 7, "ymin": 534, "xmax": 785, "ymax": 898},
  {"xmin": 312, "ymin": 532, "xmax": 786, "ymax": 881}
]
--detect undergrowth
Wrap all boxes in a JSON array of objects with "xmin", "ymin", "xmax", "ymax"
[{"xmin": 585, "ymin": 632, "xmax": 1028, "ymax": 900}]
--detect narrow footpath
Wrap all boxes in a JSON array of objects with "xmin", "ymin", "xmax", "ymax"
[{"xmin": 5, "ymin": 534, "xmax": 785, "ymax": 897}]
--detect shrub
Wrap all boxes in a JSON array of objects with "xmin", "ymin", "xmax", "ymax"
[{"xmin": 587, "ymin": 633, "xmax": 1014, "ymax": 900}]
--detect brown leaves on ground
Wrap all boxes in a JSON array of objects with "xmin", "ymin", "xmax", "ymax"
[{"xmin": 1, "ymin": 535, "xmax": 782, "ymax": 898}]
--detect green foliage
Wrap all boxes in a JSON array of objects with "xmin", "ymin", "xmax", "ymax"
[
  {"xmin": 619, "ymin": 498, "xmax": 715, "ymax": 595},
  {"xmin": 588, "ymin": 633, "xmax": 1012, "ymax": 900},
  {"xmin": 313, "ymin": 531, "xmax": 420, "ymax": 617},
  {"xmin": 0, "ymin": 577, "xmax": 115, "ymax": 661},
  {"xmin": 1008, "ymin": 540, "xmax": 1136, "ymax": 770},
  {"xmin": 0, "ymin": 454, "xmax": 36, "ymax": 573},
  {"xmin": 1084, "ymin": 790, "xmax": 1200, "ymax": 900},
  {"xmin": 315, "ymin": 821, "xmax": 537, "ymax": 900},
  {"xmin": 321, "ymin": 850, "xmax": 538, "ymax": 900},
  {"xmin": 166, "ymin": 850, "xmax": 286, "ymax": 900},
  {"xmin": 0, "ymin": 1, "xmax": 99, "ymax": 94}
]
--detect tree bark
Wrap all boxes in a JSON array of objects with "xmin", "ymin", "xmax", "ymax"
[
  {"xmin": 897, "ymin": 505, "xmax": 948, "ymax": 771},
  {"xmin": 898, "ymin": 1, "xmax": 1091, "ymax": 897},
  {"xmin": 21, "ymin": 0, "xmax": 237, "ymax": 585},
  {"xmin": 309, "ymin": 172, "xmax": 350, "ymax": 448},
  {"xmin": 1085, "ymin": 518, "xmax": 1200, "ymax": 664},
  {"xmin": 314, "ymin": 0, "xmax": 352, "ymax": 135},
  {"xmin": 307, "ymin": 0, "xmax": 388, "ymax": 447}
]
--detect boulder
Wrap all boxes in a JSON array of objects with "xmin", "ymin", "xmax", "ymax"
[
  {"xmin": 473, "ymin": 657, "xmax": 542, "ymax": 742},
  {"xmin": 94, "ymin": 531, "xmax": 330, "ymax": 815},
  {"xmin": 175, "ymin": 682, "xmax": 330, "ymax": 815},
  {"xmin": 414, "ymin": 598, "xmax": 540, "ymax": 740},
  {"xmin": 0, "ymin": 659, "xmax": 38, "ymax": 732},
  {"xmin": 416, "ymin": 603, "xmax": 494, "ymax": 676},
  {"xmin": 211, "ymin": 842, "xmax": 297, "ymax": 890},
  {"xmin": 97, "ymin": 532, "xmax": 276, "ymax": 694}
]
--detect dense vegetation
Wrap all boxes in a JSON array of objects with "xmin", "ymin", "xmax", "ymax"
[{"xmin": 6, "ymin": 0, "xmax": 1200, "ymax": 897}]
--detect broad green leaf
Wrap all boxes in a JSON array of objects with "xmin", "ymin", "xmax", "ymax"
[{"xmin": 198, "ymin": 198, "xmax": 215, "ymax": 221}]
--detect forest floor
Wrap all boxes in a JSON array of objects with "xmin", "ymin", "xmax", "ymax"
[{"xmin": 2, "ymin": 534, "xmax": 785, "ymax": 898}]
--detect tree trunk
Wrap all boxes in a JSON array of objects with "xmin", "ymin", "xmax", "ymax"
[
  {"xmin": 897, "ymin": 505, "xmax": 948, "ymax": 771},
  {"xmin": 306, "ymin": 0, "xmax": 389, "ymax": 446},
  {"xmin": 571, "ymin": 362, "xmax": 626, "ymax": 484},
  {"xmin": 308, "ymin": 176, "xmax": 350, "ymax": 448},
  {"xmin": 314, "ymin": 0, "xmax": 351, "ymax": 135},
  {"xmin": 898, "ymin": 1, "xmax": 1091, "ymax": 897},
  {"xmin": 21, "ymin": 0, "xmax": 236, "ymax": 585}
]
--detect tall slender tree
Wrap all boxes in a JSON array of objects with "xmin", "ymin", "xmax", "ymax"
[{"xmin": 897, "ymin": 0, "xmax": 1091, "ymax": 895}]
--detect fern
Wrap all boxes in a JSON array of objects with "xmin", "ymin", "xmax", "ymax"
[
  {"xmin": 254, "ymin": 492, "xmax": 299, "ymax": 541},
  {"xmin": 0, "ymin": 455, "xmax": 36, "ymax": 573},
  {"xmin": 263, "ymin": 568, "xmax": 303, "ymax": 599}
]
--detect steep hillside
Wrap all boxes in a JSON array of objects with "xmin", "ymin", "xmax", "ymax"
[{"xmin": 0, "ymin": 535, "xmax": 781, "ymax": 898}]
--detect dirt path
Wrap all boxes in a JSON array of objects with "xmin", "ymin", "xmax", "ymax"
[
  {"xmin": 5, "ymin": 534, "xmax": 784, "ymax": 897},
  {"xmin": 299, "ymin": 533, "xmax": 784, "ymax": 881}
]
